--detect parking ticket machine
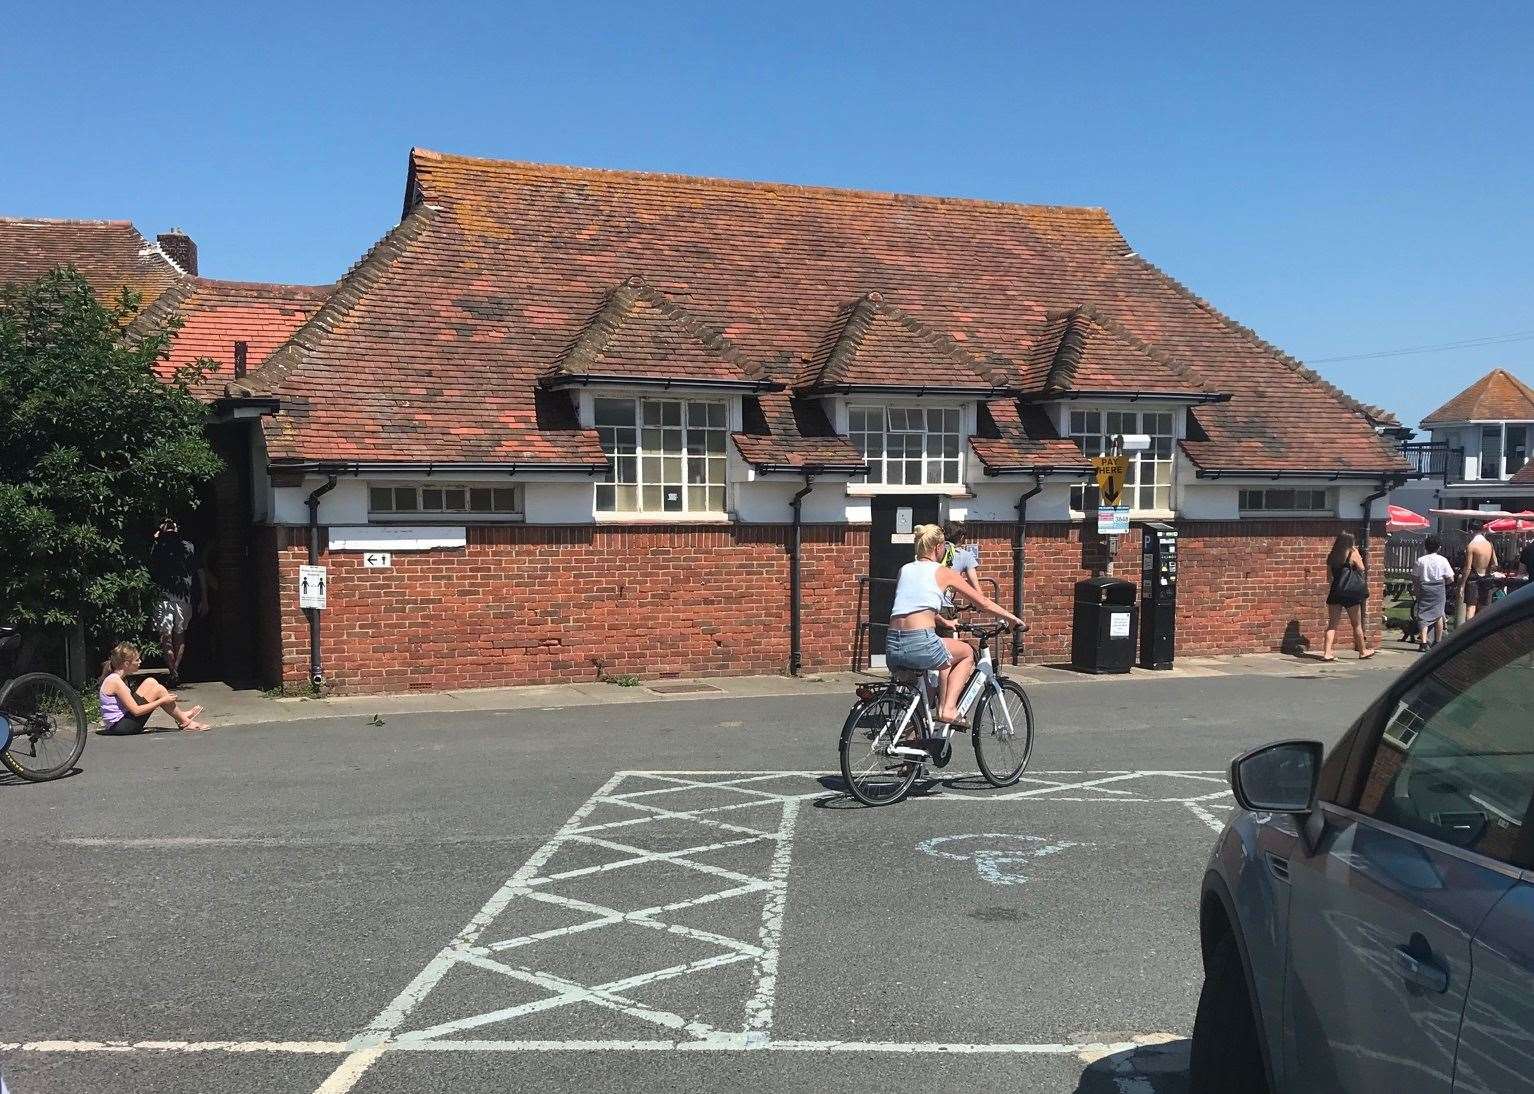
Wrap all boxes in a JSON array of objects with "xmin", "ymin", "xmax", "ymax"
[{"xmin": 1140, "ymin": 522, "xmax": 1178, "ymax": 669}]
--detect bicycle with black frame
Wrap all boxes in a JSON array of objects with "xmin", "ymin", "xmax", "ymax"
[
  {"xmin": 838, "ymin": 619, "xmax": 1035, "ymax": 806},
  {"xmin": 0, "ymin": 625, "xmax": 88, "ymax": 781}
]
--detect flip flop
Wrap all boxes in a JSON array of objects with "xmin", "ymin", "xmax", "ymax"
[{"xmin": 1359, "ymin": 650, "xmax": 1377, "ymax": 660}]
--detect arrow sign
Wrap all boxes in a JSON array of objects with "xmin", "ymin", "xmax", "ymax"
[
  {"xmin": 363, "ymin": 552, "xmax": 393, "ymax": 569},
  {"xmin": 1093, "ymin": 455, "xmax": 1128, "ymax": 508}
]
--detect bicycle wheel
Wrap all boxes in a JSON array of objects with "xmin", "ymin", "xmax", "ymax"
[
  {"xmin": 972, "ymin": 678, "xmax": 1034, "ymax": 787},
  {"xmin": 0, "ymin": 672, "xmax": 87, "ymax": 781},
  {"xmin": 839, "ymin": 689, "xmax": 920, "ymax": 806}
]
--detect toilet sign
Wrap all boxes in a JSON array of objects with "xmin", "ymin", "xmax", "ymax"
[{"xmin": 298, "ymin": 565, "xmax": 327, "ymax": 610}]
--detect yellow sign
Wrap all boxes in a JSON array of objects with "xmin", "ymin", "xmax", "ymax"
[{"xmin": 1093, "ymin": 455, "xmax": 1128, "ymax": 507}]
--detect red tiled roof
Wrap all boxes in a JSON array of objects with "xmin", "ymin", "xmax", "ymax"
[
  {"xmin": 1422, "ymin": 368, "xmax": 1534, "ymax": 426},
  {"xmin": 1020, "ymin": 304, "xmax": 1218, "ymax": 400},
  {"xmin": 131, "ymin": 278, "xmax": 332, "ymax": 399},
  {"xmin": 543, "ymin": 275, "xmax": 773, "ymax": 389},
  {"xmin": 0, "ymin": 217, "xmax": 185, "ymax": 310},
  {"xmin": 969, "ymin": 400, "xmax": 1093, "ymax": 475},
  {"xmin": 1511, "ymin": 462, "xmax": 1534, "ymax": 485},
  {"xmin": 733, "ymin": 395, "xmax": 866, "ymax": 472},
  {"xmin": 801, "ymin": 292, "xmax": 1013, "ymax": 393},
  {"xmin": 245, "ymin": 149, "xmax": 1406, "ymax": 476}
]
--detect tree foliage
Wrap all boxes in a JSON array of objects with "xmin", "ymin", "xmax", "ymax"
[{"xmin": 0, "ymin": 268, "xmax": 220, "ymax": 651}]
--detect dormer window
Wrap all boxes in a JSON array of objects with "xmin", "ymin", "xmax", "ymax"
[
  {"xmin": 848, "ymin": 405, "xmax": 963, "ymax": 486},
  {"xmin": 1067, "ymin": 408, "xmax": 1175, "ymax": 512}
]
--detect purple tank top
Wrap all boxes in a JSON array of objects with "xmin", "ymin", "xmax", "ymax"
[{"xmin": 99, "ymin": 675, "xmax": 125, "ymax": 724}]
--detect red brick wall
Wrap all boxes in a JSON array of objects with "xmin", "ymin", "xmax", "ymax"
[{"xmin": 257, "ymin": 518, "xmax": 1385, "ymax": 693}]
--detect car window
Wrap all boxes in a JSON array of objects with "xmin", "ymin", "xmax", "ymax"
[{"xmin": 1356, "ymin": 616, "xmax": 1534, "ymax": 865}]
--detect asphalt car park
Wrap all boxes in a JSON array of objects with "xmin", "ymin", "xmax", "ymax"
[{"xmin": 1, "ymin": 658, "xmax": 1404, "ymax": 1093}]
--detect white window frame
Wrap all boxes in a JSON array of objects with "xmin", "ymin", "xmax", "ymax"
[
  {"xmin": 1066, "ymin": 405, "xmax": 1177, "ymax": 514},
  {"xmin": 847, "ymin": 404, "xmax": 965, "ymax": 488},
  {"xmin": 367, "ymin": 482, "xmax": 523, "ymax": 522},
  {"xmin": 1237, "ymin": 487, "xmax": 1335, "ymax": 516},
  {"xmin": 593, "ymin": 396, "xmax": 729, "ymax": 515}
]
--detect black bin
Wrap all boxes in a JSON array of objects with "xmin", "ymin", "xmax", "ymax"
[{"xmin": 1072, "ymin": 577, "xmax": 1139, "ymax": 674}]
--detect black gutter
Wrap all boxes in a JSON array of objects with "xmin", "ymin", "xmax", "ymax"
[
  {"xmin": 271, "ymin": 460, "xmax": 609, "ymax": 477},
  {"xmin": 983, "ymin": 463, "xmax": 1092, "ymax": 478},
  {"xmin": 541, "ymin": 374, "xmax": 784, "ymax": 393},
  {"xmin": 1012, "ymin": 473, "xmax": 1045, "ymax": 665},
  {"xmin": 751, "ymin": 462, "xmax": 869, "ymax": 476},
  {"xmin": 1357, "ymin": 475, "xmax": 1404, "ymax": 564},
  {"xmin": 1020, "ymin": 390, "xmax": 1230, "ymax": 404},
  {"xmin": 305, "ymin": 474, "xmax": 338, "ymax": 689},
  {"xmin": 1195, "ymin": 468, "xmax": 1412, "ymax": 481},
  {"xmin": 807, "ymin": 383, "xmax": 1023, "ymax": 397},
  {"xmin": 788, "ymin": 475, "xmax": 815, "ymax": 676},
  {"xmin": 209, "ymin": 396, "xmax": 281, "ymax": 418}
]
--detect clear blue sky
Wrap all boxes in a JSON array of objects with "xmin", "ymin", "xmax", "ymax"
[{"xmin": 4, "ymin": 1, "xmax": 1530, "ymax": 429}]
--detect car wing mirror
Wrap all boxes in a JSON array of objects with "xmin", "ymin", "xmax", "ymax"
[{"xmin": 1230, "ymin": 739, "xmax": 1324, "ymax": 814}]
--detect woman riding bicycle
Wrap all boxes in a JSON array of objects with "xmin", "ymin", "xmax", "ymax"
[{"xmin": 887, "ymin": 524, "xmax": 1023, "ymax": 728}]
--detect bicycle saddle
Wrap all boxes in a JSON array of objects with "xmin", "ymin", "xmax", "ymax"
[
  {"xmin": 889, "ymin": 668, "xmax": 924, "ymax": 684},
  {"xmin": 0, "ymin": 626, "xmax": 19, "ymax": 652}
]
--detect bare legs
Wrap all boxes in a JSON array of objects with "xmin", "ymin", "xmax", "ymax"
[
  {"xmin": 159, "ymin": 625, "xmax": 187, "ymax": 683},
  {"xmin": 137, "ymin": 677, "xmax": 209, "ymax": 732},
  {"xmin": 936, "ymin": 638, "xmax": 975, "ymax": 723},
  {"xmin": 1323, "ymin": 604, "xmax": 1372, "ymax": 660}
]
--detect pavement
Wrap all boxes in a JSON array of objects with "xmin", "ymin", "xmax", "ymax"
[
  {"xmin": 148, "ymin": 645, "xmax": 1417, "ymax": 729},
  {"xmin": 2, "ymin": 653, "xmax": 1410, "ymax": 1093}
]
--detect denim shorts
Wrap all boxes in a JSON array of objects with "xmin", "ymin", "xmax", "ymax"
[{"xmin": 885, "ymin": 627, "xmax": 952, "ymax": 671}]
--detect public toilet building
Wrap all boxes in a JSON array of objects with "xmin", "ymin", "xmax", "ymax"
[{"xmin": 1, "ymin": 156, "xmax": 1412, "ymax": 693}]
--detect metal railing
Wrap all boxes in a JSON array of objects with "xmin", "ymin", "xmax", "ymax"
[
  {"xmin": 1397, "ymin": 441, "xmax": 1464, "ymax": 484},
  {"xmin": 853, "ymin": 574, "xmax": 1002, "ymax": 671}
]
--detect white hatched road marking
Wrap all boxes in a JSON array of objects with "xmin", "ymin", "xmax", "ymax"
[{"xmin": 6, "ymin": 769, "xmax": 1229, "ymax": 1092}]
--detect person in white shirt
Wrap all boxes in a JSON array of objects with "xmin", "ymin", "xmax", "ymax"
[{"xmin": 1412, "ymin": 535, "xmax": 1455, "ymax": 651}]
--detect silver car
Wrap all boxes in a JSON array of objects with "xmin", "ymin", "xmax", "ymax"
[{"xmin": 1191, "ymin": 583, "xmax": 1534, "ymax": 1094}]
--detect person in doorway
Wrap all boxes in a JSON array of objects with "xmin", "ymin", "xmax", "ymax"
[
  {"xmin": 98, "ymin": 642, "xmax": 209, "ymax": 734},
  {"xmin": 1459, "ymin": 520, "xmax": 1499, "ymax": 621},
  {"xmin": 1322, "ymin": 532, "xmax": 1374, "ymax": 661},
  {"xmin": 149, "ymin": 518, "xmax": 201, "ymax": 686},
  {"xmin": 1411, "ymin": 535, "xmax": 1454, "ymax": 651},
  {"xmin": 887, "ymin": 523, "xmax": 1023, "ymax": 728},
  {"xmin": 1520, "ymin": 535, "xmax": 1534, "ymax": 583}
]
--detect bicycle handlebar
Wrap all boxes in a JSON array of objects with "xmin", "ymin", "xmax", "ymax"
[{"xmin": 955, "ymin": 620, "xmax": 1029, "ymax": 636}]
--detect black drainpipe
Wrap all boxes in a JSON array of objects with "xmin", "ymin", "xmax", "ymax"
[
  {"xmin": 788, "ymin": 475, "xmax": 815, "ymax": 676},
  {"xmin": 1012, "ymin": 473, "xmax": 1045, "ymax": 665},
  {"xmin": 1357, "ymin": 476, "xmax": 1395, "ymax": 565},
  {"xmin": 305, "ymin": 474, "xmax": 338, "ymax": 688}
]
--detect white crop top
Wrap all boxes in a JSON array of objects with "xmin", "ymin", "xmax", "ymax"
[{"xmin": 890, "ymin": 560, "xmax": 944, "ymax": 618}]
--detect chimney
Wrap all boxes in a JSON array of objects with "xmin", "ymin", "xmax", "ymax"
[
  {"xmin": 157, "ymin": 228, "xmax": 198, "ymax": 275},
  {"xmin": 234, "ymin": 341, "xmax": 248, "ymax": 378}
]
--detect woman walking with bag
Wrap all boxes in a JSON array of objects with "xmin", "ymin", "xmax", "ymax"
[{"xmin": 1322, "ymin": 532, "xmax": 1374, "ymax": 661}]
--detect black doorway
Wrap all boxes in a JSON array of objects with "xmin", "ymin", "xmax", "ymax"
[{"xmin": 867, "ymin": 495, "xmax": 940, "ymax": 658}]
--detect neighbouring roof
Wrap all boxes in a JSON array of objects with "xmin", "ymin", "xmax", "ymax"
[
  {"xmin": 969, "ymin": 400, "xmax": 1094, "ymax": 475},
  {"xmin": 1422, "ymin": 368, "xmax": 1534, "ymax": 426},
  {"xmin": 238, "ymin": 149, "xmax": 1408, "ymax": 476},
  {"xmin": 1512, "ymin": 462, "xmax": 1534, "ymax": 485},
  {"xmin": 1020, "ymin": 304, "xmax": 1220, "ymax": 401},
  {"xmin": 130, "ymin": 278, "xmax": 333, "ymax": 399},
  {"xmin": 0, "ymin": 217, "xmax": 185, "ymax": 310}
]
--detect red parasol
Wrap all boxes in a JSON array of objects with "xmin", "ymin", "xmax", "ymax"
[
  {"xmin": 1485, "ymin": 512, "xmax": 1534, "ymax": 533},
  {"xmin": 1386, "ymin": 504, "xmax": 1430, "ymax": 532}
]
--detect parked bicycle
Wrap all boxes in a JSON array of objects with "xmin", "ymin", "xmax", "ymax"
[
  {"xmin": 0, "ymin": 625, "xmax": 88, "ymax": 781},
  {"xmin": 838, "ymin": 620, "xmax": 1034, "ymax": 806}
]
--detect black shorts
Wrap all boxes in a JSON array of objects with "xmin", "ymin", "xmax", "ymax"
[
  {"xmin": 101, "ymin": 689, "xmax": 152, "ymax": 735},
  {"xmin": 1467, "ymin": 577, "xmax": 1496, "ymax": 609}
]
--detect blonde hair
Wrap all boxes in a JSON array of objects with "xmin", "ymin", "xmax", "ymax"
[
  {"xmin": 100, "ymin": 641, "xmax": 140, "ymax": 681},
  {"xmin": 913, "ymin": 523, "xmax": 946, "ymax": 559}
]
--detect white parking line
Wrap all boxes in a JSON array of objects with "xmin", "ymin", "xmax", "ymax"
[{"xmin": 9, "ymin": 769, "xmax": 1229, "ymax": 1087}]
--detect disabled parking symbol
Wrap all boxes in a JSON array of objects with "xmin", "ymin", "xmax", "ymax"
[{"xmin": 917, "ymin": 832, "xmax": 1090, "ymax": 886}]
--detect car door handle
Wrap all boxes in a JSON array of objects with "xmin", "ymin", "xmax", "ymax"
[{"xmin": 1395, "ymin": 944, "xmax": 1450, "ymax": 994}]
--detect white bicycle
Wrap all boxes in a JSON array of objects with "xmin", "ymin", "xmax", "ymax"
[{"xmin": 839, "ymin": 621, "xmax": 1035, "ymax": 806}]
